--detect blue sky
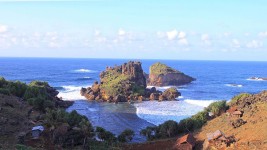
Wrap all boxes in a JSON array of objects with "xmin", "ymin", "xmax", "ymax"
[{"xmin": 0, "ymin": 0, "xmax": 267, "ymax": 60}]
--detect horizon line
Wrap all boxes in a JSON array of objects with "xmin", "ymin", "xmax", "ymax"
[{"xmin": 0, "ymin": 56, "xmax": 266, "ymax": 62}]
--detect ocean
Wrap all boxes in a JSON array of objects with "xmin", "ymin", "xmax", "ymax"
[{"xmin": 1, "ymin": 57, "xmax": 267, "ymax": 142}]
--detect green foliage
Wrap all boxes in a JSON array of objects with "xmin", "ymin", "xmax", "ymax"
[
  {"xmin": 67, "ymin": 110, "xmax": 88, "ymax": 127},
  {"xmin": 0, "ymin": 88, "xmax": 10, "ymax": 95},
  {"xmin": 206, "ymin": 100, "xmax": 227, "ymax": 116},
  {"xmin": 44, "ymin": 109, "xmax": 68, "ymax": 127},
  {"xmin": 157, "ymin": 120, "xmax": 178, "ymax": 138},
  {"xmin": 0, "ymin": 77, "xmax": 27, "ymax": 97},
  {"xmin": 150, "ymin": 62, "xmax": 179, "ymax": 75},
  {"xmin": 15, "ymin": 144, "xmax": 33, "ymax": 150},
  {"xmin": 100, "ymin": 70, "xmax": 130, "ymax": 97},
  {"xmin": 118, "ymin": 129, "xmax": 135, "ymax": 143},
  {"xmin": 141, "ymin": 100, "xmax": 228, "ymax": 141},
  {"xmin": 140, "ymin": 126, "xmax": 157, "ymax": 141},
  {"xmin": 29, "ymin": 80, "xmax": 49, "ymax": 87},
  {"xmin": 7, "ymin": 81, "xmax": 27, "ymax": 97},
  {"xmin": 228, "ymin": 93, "xmax": 251, "ymax": 106},
  {"xmin": 0, "ymin": 77, "xmax": 8, "ymax": 88},
  {"xmin": 132, "ymin": 84, "xmax": 145, "ymax": 96},
  {"xmin": 96, "ymin": 127, "xmax": 117, "ymax": 143}
]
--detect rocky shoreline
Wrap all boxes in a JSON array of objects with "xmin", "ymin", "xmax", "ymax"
[{"xmin": 80, "ymin": 61, "xmax": 194, "ymax": 102}]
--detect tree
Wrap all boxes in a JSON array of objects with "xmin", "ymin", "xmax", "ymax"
[
  {"xmin": 118, "ymin": 129, "xmax": 135, "ymax": 143},
  {"xmin": 158, "ymin": 120, "xmax": 178, "ymax": 138}
]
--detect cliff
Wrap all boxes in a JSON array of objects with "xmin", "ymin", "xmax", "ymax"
[
  {"xmin": 80, "ymin": 61, "xmax": 181, "ymax": 102},
  {"xmin": 147, "ymin": 62, "xmax": 195, "ymax": 86}
]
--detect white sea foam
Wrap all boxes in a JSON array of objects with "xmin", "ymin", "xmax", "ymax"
[
  {"xmin": 58, "ymin": 85, "xmax": 90, "ymax": 101},
  {"xmin": 225, "ymin": 84, "xmax": 243, "ymax": 87},
  {"xmin": 146, "ymin": 85, "xmax": 186, "ymax": 91},
  {"xmin": 246, "ymin": 77, "xmax": 266, "ymax": 81},
  {"xmin": 74, "ymin": 69, "xmax": 97, "ymax": 73},
  {"xmin": 134, "ymin": 100, "xmax": 217, "ymax": 125},
  {"xmin": 184, "ymin": 99, "xmax": 217, "ymax": 107}
]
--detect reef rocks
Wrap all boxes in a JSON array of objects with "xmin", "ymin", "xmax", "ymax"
[
  {"xmin": 80, "ymin": 61, "xmax": 181, "ymax": 102},
  {"xmin": 147, "ymin": 62, "xmax": 195, "ymax": 86}
]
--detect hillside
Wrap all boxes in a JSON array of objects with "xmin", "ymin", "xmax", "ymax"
[{"xmin": 124, "ymin": 91, "xmax": 267, "ymax": 150}]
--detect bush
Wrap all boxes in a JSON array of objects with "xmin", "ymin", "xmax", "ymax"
[
  {"xmin": 0, "ymin": 77, "xmax": 8, "ymax": 88},
  {"xmin": 140, "ymin": 126, "xmax": 157, "ymax": 141},
  {"xmin": 118, "ymin": 129, "xmax": 135, "ymax": 143},
  {"xmin": 157, "ymin": 120, "xmax": 178, "ymax": 138},
  {"xmin": 206, "ymin": 100, "xmax": 227, "ymax": 116},
  {"xmin": 7, "ymin": 81, "xmax": 27, "ymax": 97},
  {"xmin": 228, "ymin": 93, "xmax": 251, "ymax": 106},
  {"xmin": 0, "ymin": 88, "xmax": 10, "ymax": 95},
  {"xmin": 96, "ymin": 127, "xmax": 117, "ymax": 143},
  {"xmin": 67, "ymin": 110, "xmax": 87, "ymax": 127}
]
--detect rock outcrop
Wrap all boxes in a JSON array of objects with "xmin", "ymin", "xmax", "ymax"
[
  {"xmin": 147, "ymin": 62, "xmax": 195, "ymax": 86},
  {"xmin": 80, "ymin": 61, "xmax": 181, "ymax": 102}
]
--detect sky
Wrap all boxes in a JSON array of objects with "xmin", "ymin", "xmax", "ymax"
[{"xmin": 0, "ymin": 0, "xmax": 267, "ymax": 61}]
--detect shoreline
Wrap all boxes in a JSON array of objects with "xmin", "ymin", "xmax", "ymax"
[{"xmin": 66, "ymin": 100, "xmax": 155, "ymax": 142}]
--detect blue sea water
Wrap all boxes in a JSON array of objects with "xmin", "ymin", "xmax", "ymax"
[{"xmin": 1, "ymin": 57, "xmax": 267, "ymax": 142}]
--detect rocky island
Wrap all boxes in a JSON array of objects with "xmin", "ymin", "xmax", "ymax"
[
  {"xmin": 80, "ymin": 61, "xmax": 184, "ymax": 102},
  {"xmin": 146, "ymin": 62, "xmax": 195, "ymax": 86}
]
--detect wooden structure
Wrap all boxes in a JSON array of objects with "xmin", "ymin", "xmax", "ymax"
[
  {"xmin": 205, "ymin": 130, "xmax": 228, "ymax": 149},
  {"xmin": 174, "ymin": 133, "xmax": 195, "ymax": 150},
  {"xmin": 227, "ymin": 106, "xmax": 243, "ymax": 118}
]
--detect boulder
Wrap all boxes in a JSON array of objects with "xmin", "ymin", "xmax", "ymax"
[
  {"xmin": 147, "ymin": 62, "xmax": 195, "ymax": 86},
  {"xmin": 162, "ymin": 87, "xmax": 181, "ymax": 100}
]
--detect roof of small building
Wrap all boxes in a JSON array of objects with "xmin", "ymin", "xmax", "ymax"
[
  {"xmin": 206, "ymin": 130, "xmax": 226, "ymax": 141},
  {"xmin": 176, "ymin": 133, "xmax": 195, "ymax": 146},
  {"xmin": 227, "ymin": 106, "xmax": 238, "ymax": 114},
  {"xmin": 233, "ymin": 111, "xmax": 242, "ymax": 115},
  {"xmin": 32, "ymin": 126, "xmax": 44, "ymax": 132}
]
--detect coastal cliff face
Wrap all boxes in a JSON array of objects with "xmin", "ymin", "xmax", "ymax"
[
  {"xmin": 80, "ymin": 61, "xmax": 181, "ymax": 102},
  {"xmin": 147, "ymin": 62, "xmax": 195, "ymax": 86}
]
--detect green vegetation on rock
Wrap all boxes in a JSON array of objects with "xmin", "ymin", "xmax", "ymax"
[
  {"xmin": 228, "ymin": 93, "xmax": 251, "ymax": 106},
  {"xmin": 149, "ymin": 62, "xmax": 180, "ymax": 75},
  {"xmin": 0, "ymin": 77, "xmax": 57, "ymax": 112}
]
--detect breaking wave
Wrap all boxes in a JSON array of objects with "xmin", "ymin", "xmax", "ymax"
[
  {"xmin": 73, "ymin": 69, "xmax": 97, "ymax": 73},
  {"xmin": 57, "ymin": 85, "xmax": 90, "ymax": 101},
  {"xmin": 134, "ymin": 99, "xmax": 218, "ymax": 125}
]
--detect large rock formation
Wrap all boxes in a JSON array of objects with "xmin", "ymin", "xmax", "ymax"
[
  {"xmin": 80, "ymin": 61, "xmax": 181, "ymax": 102},
  {"xmin": 147, "ymin": 62, "xmax": 195, "ymax": 86}
]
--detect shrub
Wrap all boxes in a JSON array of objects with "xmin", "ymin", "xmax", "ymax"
[
  {"xmin": 207, "ymin": 100, "xmax": 227, "ymax": 116},
  {"xmin": 0, "ymin": 88, "xmax": 10, "ymax": 95},
  {"xmin": 67, "ymin": 110, "xmax": 87, "ymax": 127},
  {"xmin": 118, "ymin": 129, "xmax": 135, "ymax": 143},
  {"xmin": 0, "ymin": 77, "xmax": 8, "ymax": 88},
  {"xmin": 7, "ymin": 81, "xmax": 27, "ymax": 97},
  {"xmin": 157, "ymin": 120, "xmax": 179, "ymax": 138},
  {"xmin": 95, "ymin": 127, "xmax": 117, "ymax": 143},
  {"xmin": 228, "ymin": 93, "xmax": 251, "ymax": 106},
  {"xmin": 140, "ymin": 126, "xmax": 157, "ymax": 141}
]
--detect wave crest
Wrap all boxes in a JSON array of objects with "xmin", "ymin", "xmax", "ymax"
[{"xmin": 73, "ymin": 69, "xmax": 97, "ymax": 73}]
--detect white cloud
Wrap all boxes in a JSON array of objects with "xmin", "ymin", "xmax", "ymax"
[
  {"xmin": 94, "ymin": 30, "xmax": 101, "ymax": 36},
  {"xmin": 118, "ymin": 29, "xmax": 126, "ymax": 36},
  {"xmin": 232, "ymin": 39, "xmax": 240, "ymax": 48},
  {"xmin": 178, "ymin": 31, "xmax": 186, "ymax": 39},
  {"xmin": 178, "ymin": 38, "xmax": 188, "ymax": 46},
  {"xmin": 246, "ymin": 40, "xmax": 263, "ymax": 49},
  {"xmin": 166, "ymin": 29, "xmax": 178, "ymax": 40},
  {"xmin": 156, "ymin": 31, "xmax": 165, "ymax": 38},
  {"xmin": 258, "ymin": 31, "xmax": 267, "ymax": 38},
  {"xmin": 201, "ymin": 34, "xmax": 211, "ymax": 46},
  {"xmin": 0, "ymin": 24, "xmax": 8, "ymax": 33}
]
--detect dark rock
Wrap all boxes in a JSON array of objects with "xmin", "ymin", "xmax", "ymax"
[{"xmin": 162, "ymin": 87, "xmax": 181, "ymax": 100}]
